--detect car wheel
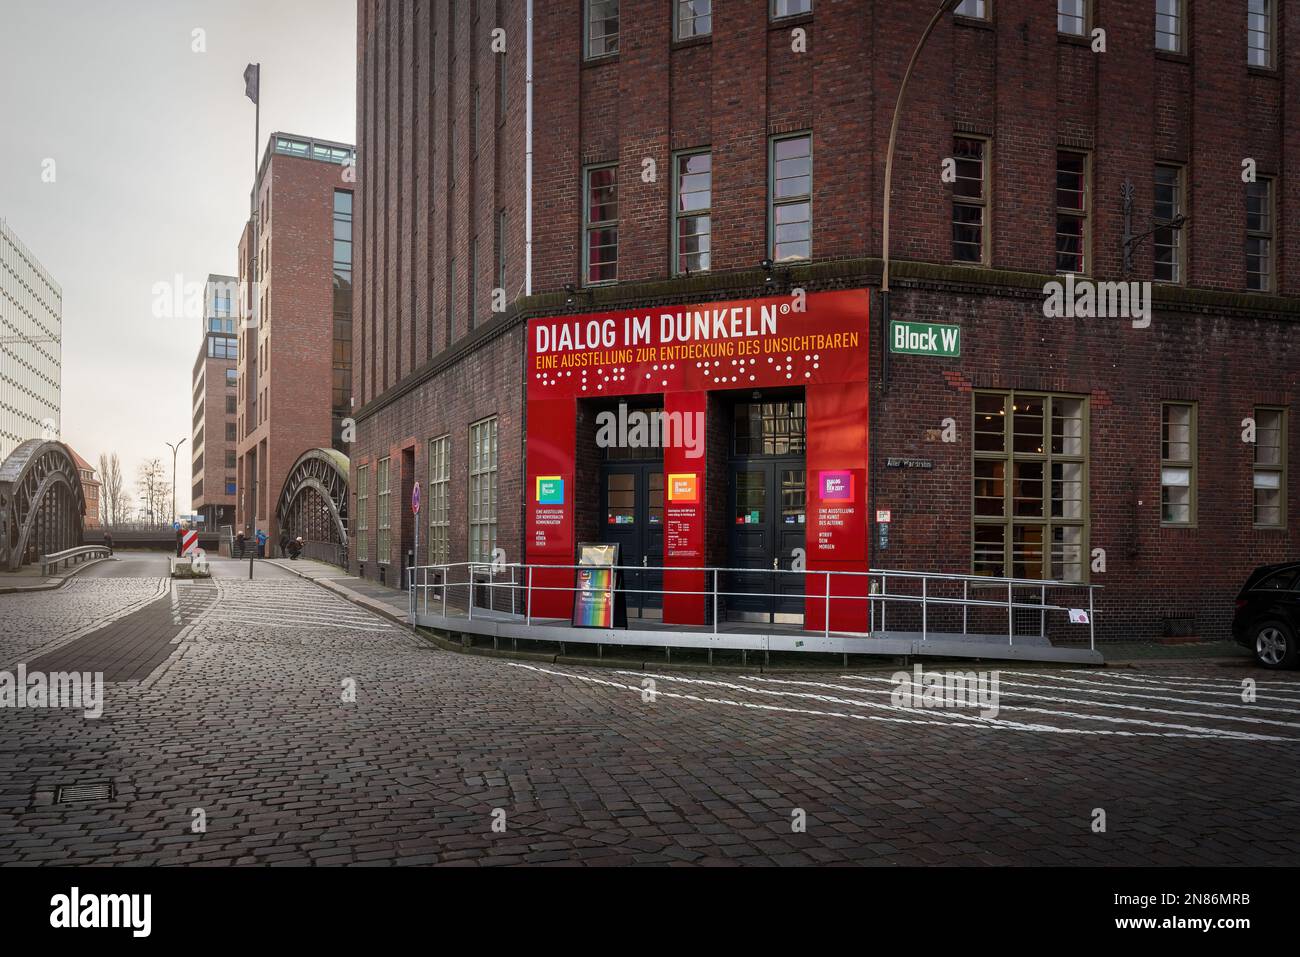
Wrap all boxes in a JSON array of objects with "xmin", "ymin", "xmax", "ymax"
[{"xmin": 1253, "ymin": 621, "xmax": 1299, "ymax": 670}]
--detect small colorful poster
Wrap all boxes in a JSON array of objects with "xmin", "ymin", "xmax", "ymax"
[
  {"xmin": 820, "ymin": 470, "xmax": 854, "ymax": 501},
  {"xmin": 668, "ymin": 473, "xmax": 698, "ymax": 503},
  {"xmin": 572, "ymin": 567, "xmax": 615, "ymax": 627},
  {"xmin": 536, "ymin": 475, "xmax": 564, "ymax": 504}
]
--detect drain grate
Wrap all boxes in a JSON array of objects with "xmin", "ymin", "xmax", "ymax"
[{"xmin": 56, "ymin": 782, "xmax": 115, "ymax": 803}]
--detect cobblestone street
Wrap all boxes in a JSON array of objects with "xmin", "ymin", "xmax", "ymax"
[{"xmin": 2, "ymin": 554, "xmax": 1298, "ymax": 867}]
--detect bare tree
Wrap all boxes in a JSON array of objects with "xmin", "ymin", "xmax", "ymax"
[
  {"xmin": 136, "ymin": 458, "xmax": 171, "ymax": 526},
  {"xmin": 98, "ymin": 452, "xmax": 125, "ymax": 527}
]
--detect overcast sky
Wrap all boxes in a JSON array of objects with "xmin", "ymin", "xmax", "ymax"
[{"xmin": 0, "ymin": 0, "xmax": 356, "ymax": 516}]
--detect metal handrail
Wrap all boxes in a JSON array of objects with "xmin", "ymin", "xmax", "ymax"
[
  {"xmin": 408, "ymin": 561, "xmax": 1101, "ymax": 650},
  {"xmin": 39, "ymin": 545, "xmax": 111, "ymax": 576}
]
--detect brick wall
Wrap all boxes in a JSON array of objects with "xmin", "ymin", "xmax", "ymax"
[{"xmin": 352, "ymin": 0, "xmax": 1298, "ymax": 638}]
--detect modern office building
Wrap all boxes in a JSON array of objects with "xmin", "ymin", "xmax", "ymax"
[
  {"xmin": 234, "ymin": 133, "xmax": 356, "ymax": 545},
  {"xmin": 0, "ymin": 218, "xmax": 62, "ymax": 464},
  {"xmin": 349, "ymin": 0, "xmax": 1297, "ymax": 640},
  {"xmin": 191, "ymin": 273, "xmax": 239, "ymax": 529}
]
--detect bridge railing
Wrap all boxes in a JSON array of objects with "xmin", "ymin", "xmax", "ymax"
[{"xmin": 40, "ymin": 545, "xmax": 111, "ymax": 576}]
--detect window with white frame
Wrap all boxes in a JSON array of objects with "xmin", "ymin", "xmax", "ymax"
[
  {"xmin": 955, "ymin": 0, "xmax": 987, "ymax": 19},
  {"xmin": 772, "ymin": 0, "xmax": 812, "ymax": 18},
  {"xmin": 1056, "ymin": 150, "xmax": 1088, "ymax": 274},
  {"xmin": 952, "ymin": 137, "xmax": 989, "ymax": 264},
  {"xmin": 1254, "ymin": 408, "xmax": 1286, "ymax": 527},
  {"xmin": 1246, "ymin": 177, "xmax": 1274, "ymax": 292},
  {"xmin": 973, "ymin": 391, "xmax": 1088, "ymax": 581},
  {"xmin": 770, "ymin": 133, "xmax": 812, "ymax": 262},
  {"xmin": 1153, "ymin": 164, "xmax": 1184, "ymax": 283},
  {"xmin": 1161, "ymin": 403, "xmax": 1196, "ymax": 526},
  {"xmin": 377, "ymin": 456, "xmax": 391, "ymax": 563},
  {"xmin": 356, "ymin": 464, "xmax": 369, "ymax": 561},
  {"xmin": 428, "ymin": 435, "xmax": 450, "ymax": 565},
  {"xmin": 1248, "ymin": 0, "xmax": 1274, "ymax": 68},
  {"xmin": 584, "ymin": 165, "xmax": 618, "ymax": 284},
  {"xmin": 1058, "ymin": 0, "xmax": 1087, "ymax": 35},
  {"xmin": 674, "ymin": 151, "xmax": 711, "ymax": 275},
  {"xmin": 469, "ymin": 418, "xmax": 498, "ymax": 563},
  {"xmin": 675, "ymin": 0, "xmax": 711, "ymax": 39},
  {"xmin": 1155, "ymin": 0, "xmax": 1184, "ymax": 52},
  {"xmin": 585, "ymin": 0, "xmax": 619, "ymax": 58}
]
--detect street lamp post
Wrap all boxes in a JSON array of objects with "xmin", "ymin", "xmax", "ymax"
[
  {"xmin": 870, "ymin": 0, "xmax": 959, "ymax": 571},
  {"xmin": 165, "ymin": 438, "xmax": 186, "ymax": 527}
]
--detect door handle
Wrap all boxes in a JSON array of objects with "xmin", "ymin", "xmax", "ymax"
[
  {"xmin": 772, "ymin": 557, "xmax": 779, "ymax": 570},
  {"xmin": 642, "ymin": 555, "xmax": 648, "ymax": 567}
]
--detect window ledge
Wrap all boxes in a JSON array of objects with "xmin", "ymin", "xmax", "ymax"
[
  {"xmin": 671, "ymin": 34, "xmax": 712, "ymax": 52},
  {"xmin": 582, "ymin": 52, "xmax": 619, "ymax": 69},
  {"xmin": 1247, "ymin": 65, "xmax": 1279, "ymax": 79},
  {"xmin": 1154, "ymin": 49, "xmax": 1190, "ymax": 65},
  {"xmin": 953, "ymin": 15, "xmax": 993, "ymax": 31},
  {"xmin": 1057, "ymin": 32, "xmax": 1092, "ymax": 48},
  {"xmin": 769, "ymin": 11, "xmax": 813, "ymax": 30}
]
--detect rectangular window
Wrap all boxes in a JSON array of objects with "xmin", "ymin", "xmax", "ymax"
[
  {"xmin": 770, "ymin": 133, "xmax": 812, "ymax": 262},
  {"xmin": 1058, "ymin": 0, "xmax": 1087, "ymax": 35},
  {"xmin": 1155, "ymin": 0, "xmax": 1183, "ymax": 52},
  {"xmin": 1254, "ymin": 408, "xmax": 1287, "ymax": 527},
  {"xmin": 973, "ymin": 391, "xmax": 1088, "ymax": 581},
  {"xmin": 429, "ymin": 435, "xmax": 451, "ymax": 565},
  {"xmin": 377, "ymin": 456, "xmax": 391, "ymax": 563},
  {"xmin": 585, "ymin": 0, "xmax": 619, "ymax": 58},
  {"xmin": 676, "ymin": 0, "xmax": 712, "ymax": 39},
  {"xmin": 772, "ymin": 0, "xmax": 812, "ymax": 18},
  {"xmin": 1246, "ymin": 177, "xmax": 1273, "ymax": 292},
  {"xmin": 226, "ymin": 369, "xmax": 238, "ymax": 387},
  {"xmin": 225, "ymin": 395, "xmax": 237, "ymax": 415},
  {"xmin": 1160, "ymin": 402, "xmax": 1196, "ymax": 526},
  {"xmin": 226, "ymin": 451, "xmax": 236, "ymax": 469},
  {"xmin": 225, "ymin": 422, "xmax": 237, "ymax": 442},
  {"xmin": 584, "ymin": 164, "xmax": 618, "ymax": 284},
  {"xmin": 468, "ymin": 418, "xmax": 498, "ymax": 563},
  {"xmin": 1153, "ymin": 164, "xmax": 1184, "ymax": 283},
  {"xmin": 955, "ymin": 0, "xmax": 987, "ymax": 18},
  {"xmin": 673, "ymin": 151, "xmax": 712, "ymax": 275},
  {"xmin": 1248, "ymin": 0, "xmax": 1274, "ymax": 68},
  {"xmin": 356, "ymin": 465, "xmax": 369, "ymax": 561},
  {"xmin": 952, "ymin": 137, "xmax": 989, "ymax": 264},
  {"xmin": 1056, "ymin": 150, "xmax": 1088, "ymax": 274}
]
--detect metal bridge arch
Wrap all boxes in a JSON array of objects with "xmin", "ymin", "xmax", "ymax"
[
  {"xmin": 275, "ymin": 448, "xmax": 350, "ymax": 559},
  {"xmin": 0, "ymin": 440, "xmax": 87, "ymax": 572}
]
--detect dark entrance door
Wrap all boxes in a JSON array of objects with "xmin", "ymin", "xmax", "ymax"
[
  {"xmin": 725, "ymin": 397, "xmax": 807, "ymax": 623},
  {"xmin": 600, "ymin": 463, "xmax": 664, "ymax": 618}
]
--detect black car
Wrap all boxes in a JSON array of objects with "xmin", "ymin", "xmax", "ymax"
[{"xmin": 1232, "ymin": 561, "xmax": 1300, "ymax": 669}]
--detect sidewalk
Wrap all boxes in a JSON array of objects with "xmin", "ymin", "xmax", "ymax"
[
  {"xmin": 264, "ymin": 559, "xmax": 410, "ymax": 624},
  {"xmin": 0, "ymin": 557, "xmax": 109, "ymax": 594}
]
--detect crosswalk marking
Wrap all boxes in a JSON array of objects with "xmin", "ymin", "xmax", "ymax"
[{"xmin": 507, "ymin": 661, "xmax": 1300, "ymax": 742}]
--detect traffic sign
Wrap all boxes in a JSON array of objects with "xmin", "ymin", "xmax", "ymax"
[{"xmin": 412, "ymin": 481, "xmax": 422, "ymax": 515}]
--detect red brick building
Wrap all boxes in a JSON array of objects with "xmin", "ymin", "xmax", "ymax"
[
  {"xmin": 191, "ymin": 273, "xmax": 239, "ymax": 530},
  {"xmin": 235, "ymin": 134, "xmax": 356, "ymax": 546},
  {"xmin": 66, "ymin": 447, "xmax": 100, "ymax": 530},
  {"xmin": 350, "ymin": 0, "xmax": 1298, "ymax": 640}
]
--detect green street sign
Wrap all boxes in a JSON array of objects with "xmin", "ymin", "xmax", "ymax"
[{"xmin": 890, "ymin": 320, "xmax": 961, "ymax": 357}]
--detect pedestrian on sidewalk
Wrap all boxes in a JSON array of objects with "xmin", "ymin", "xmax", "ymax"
[
  {"xmin": 235, "ymin": 530, "xmax": 246, "ymax": 558},
  {"xmin": 289, "ymin": 536, "xmax": 304, "ymax": 560},
  {"xmin": 256, "ymin": 528, "xmax": 267, "ymax": 558}
]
